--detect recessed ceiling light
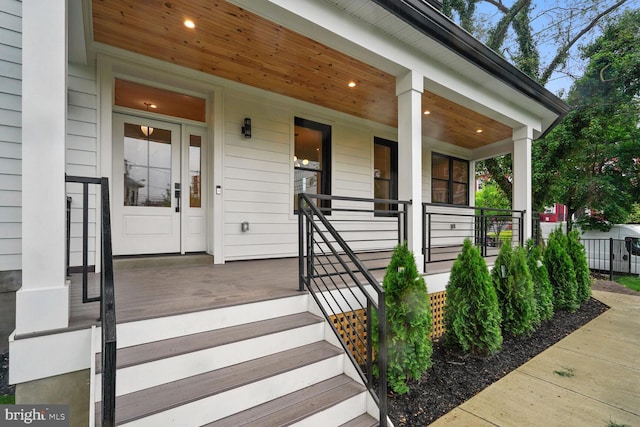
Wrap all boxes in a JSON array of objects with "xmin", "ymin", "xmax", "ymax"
[
  {"xmin": 149, "ymin": 104, "xmax": 157, "ymax": 109},
  {"xmin": 476, "ymin": 129, "xmax": 483, "ymax": 133},
  {"xmin": 423, "ymin": 110, "xmax": 431, "ymax": 115},
  {"xmin": 348, "ymin": 81, "xmax": 356, "ymax": 88},
  {"xmin": 184, "ymin": 19, "xmax": 195, "ymax": 29}
]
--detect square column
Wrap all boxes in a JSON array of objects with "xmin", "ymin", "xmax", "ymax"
[
  {"xmin": 512, "ymin": 126, "xmax": 533, "ymax": 241},
  {"xmin": 16, "ymin": 0, "xmax": 69, "ymax": 334},
  {"xmin": 396, "ymin": 71, "xmax": 424, "ymax": 271}
]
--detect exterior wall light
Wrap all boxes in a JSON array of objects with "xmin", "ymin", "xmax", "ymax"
[{"xmin": 242, "ymin": 118, "xmax": 252, "ymax": 138}]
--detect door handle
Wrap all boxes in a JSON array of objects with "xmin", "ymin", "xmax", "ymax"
[{"xmin": 174, "ymin": 183, "xmax": 181, "ymax": 213}]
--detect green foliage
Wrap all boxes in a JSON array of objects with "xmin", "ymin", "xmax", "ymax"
[
  {"xmin": 372, "ymin": 243, "xmax": 433, "ymax": 394},
  {"xmin": 491, "ymin": 243, "xmax": 539, "ymax": 336},
  {"xmin": 526, "ymin": 239, "xmax": 554, "ymax": 321},
  {"xmin": 615, "ymin": 276, "xmax": 640, "ymax": 292},
  {"xmin": 567, "ymin": 229, "xmax": 592, "ymax": 304},
  {"xmin": 0, "ymin": 394, "xmax": 15, "ymax": 404},
  {"xmin": 544, "ymin": 228, "xmax": 579, "ymax": 312},
  {"xmin": 444, "ymin": 239, "xmax": 502, "ymax": 354},
  {"xmin": 627, "ymin": 203, "xmax": 640, "ymax": 224}
]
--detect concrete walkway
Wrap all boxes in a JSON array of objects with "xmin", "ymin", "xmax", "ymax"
[{"xmin": 431, "ymin": 290, "xmax": 640, "ymax": 427}]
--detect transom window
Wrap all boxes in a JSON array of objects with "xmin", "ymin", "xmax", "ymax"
[
  {"xmin": 432, "ymin": 153, "xmax": 469, "ymax": 205},
  {"xmin": 293, "ymin": 117, "xmax": 331, "ymax": 212}
]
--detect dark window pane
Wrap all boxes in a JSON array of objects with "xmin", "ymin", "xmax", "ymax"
[
  {"xmin": 453, "ymin": 159, "xmax": 468, "ymax": 183},
  {"xmin": 452, "ymin": 182, "xmax": 468, "ymax": 205},
  {"xmin": 189, "ymin": 135, "xmax": 202, "ymax": 208},
  {"xmin": 432, "ymin": 155, "xmax": 449, "ymax": 179},
  {"xmin": 374, "ymin": 144, "xmax": 391, "ymax": 180},
  {"xmin": 432, "ymin": 179, "xmax": 449, "ymax": 204}
]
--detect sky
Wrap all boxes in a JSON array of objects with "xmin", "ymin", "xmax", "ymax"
[{"xmin": 470, "ymin": 0, "xmax": 640, "ymax": 96}]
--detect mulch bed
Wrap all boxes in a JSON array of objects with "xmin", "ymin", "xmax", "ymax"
[{"xmin": 387, "ymin": 282, "xmax": 626, "ymax": 426}]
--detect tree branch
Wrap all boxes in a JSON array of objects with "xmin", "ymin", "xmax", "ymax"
[{"xmin": 539, "ymin": 0, "xmax": 629, "ymax": 85}]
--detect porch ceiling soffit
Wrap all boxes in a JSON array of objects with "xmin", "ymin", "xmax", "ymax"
[{"xmin": 91, "ymin": 0, "xmax": 512, "ymax": 150}]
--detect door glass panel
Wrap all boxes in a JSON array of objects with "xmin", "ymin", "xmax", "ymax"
[
  {"xmin": 123, "ymin": 123, "xmax": 172, "ymax": 207},
  {"xmin": 189, "ymin": 135, "xmax": 202, "ymax": 208}
]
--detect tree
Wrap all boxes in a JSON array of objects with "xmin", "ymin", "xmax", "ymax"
[
  {"xmin": 443, "ymin": 2, "xmax": 640, "ymax": 213},
  {"xmin": 444, "ymin": 239, "xmax": 502, "ymax": 354},
  {"xmin": 526, "ymin": 239, "xmax": 554, "ymax": 321},
  {"xmin": 567, "ymin": 229, "xmax": 592, "ymax": 304},
  {"xmin": 372, "ymin": 243, "xmax": 433, "ymax": 394},
  {"xmin": 533, "ymin": 10, "xmax": 640, "ymax": 229},
  {"xmin": 627, "ymin": 203, "xmax": 640, "ymax": 223},
  {"xmin": 475, "ymin": 180, "xmax": 512, "ymax": 243},
  {"xmin": 491, "ymin": 243, "xmax": 538, "ymax": 336},
  {"xmin": 544, "ymin": 228, "xmax": 579, "ymax": 312}
]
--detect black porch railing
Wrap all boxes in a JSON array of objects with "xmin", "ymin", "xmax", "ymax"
[
  {"xmin": 578, "ymin": 238, "xmax": 640, "ymax": 280},
  {"xmin": 422, "ymin": 203, "xmax": 525, "ymax": 271},
  {"xmin": 298, "ymin": 194, "xmax": 410, "ymax": 427},
  {"xmin": 65, "ymin": 175, "xmax": 117, "ymax": 427}
]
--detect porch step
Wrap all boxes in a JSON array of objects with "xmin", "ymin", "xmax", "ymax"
[
  {"xmin": 205, "ymin": 375, "xmax": 367, "ymax": 427},
  {"xmin": 97, "ymin": 342, "xmax": 346, "ymax": 426},
  {"xmin": 93, "ymin": 295, "xmax": 381, "ymax": 426},
  {"xmin": 95, "ymin": 312, "xmax": 326, "ymax": 398},
  {"xmin": 339, "ymin": 414, "xmax": 380, "ymax": 427}
]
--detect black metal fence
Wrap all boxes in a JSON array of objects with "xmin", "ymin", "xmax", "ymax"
[
  {"xmin": 298, "ymin": 193, "xmax": 402, "ymax": 426},
  {"xmin": 65, "ymin": 175, "xmax": 117, "ymax": 427},
  {"xmin": 581, "ymin": 238, "xmax": 640, "ymax": 280},
  {"xmin": 422, "ymin": 203, "xmax": 525, "ymax": 271}
]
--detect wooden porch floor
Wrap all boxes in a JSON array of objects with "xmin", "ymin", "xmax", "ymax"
[{"xmin": 69, "ymin": 258, "xmax": 302, "ymax": 328}]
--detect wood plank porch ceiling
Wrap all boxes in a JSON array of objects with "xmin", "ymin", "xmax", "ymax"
[{"xmin": 92, "ymin": 0, "xmax": 512, "ymax": 149}]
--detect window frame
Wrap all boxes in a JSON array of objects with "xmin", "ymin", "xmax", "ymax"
[
  {"xmin": 431, "ymin": 152, "xmax": 470, "ymax": 206},
  {"xmin": 293, "ymin": 117, "xmax": 332, "ymax": 213},
  {"xmin": 373, "ymin": 137, "xmax": 398, "ymax": 216}
]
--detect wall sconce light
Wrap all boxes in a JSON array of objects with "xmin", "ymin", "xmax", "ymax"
[{"xmin": 241, "ymin": 118, "xmax": 251, "ymax": 139}]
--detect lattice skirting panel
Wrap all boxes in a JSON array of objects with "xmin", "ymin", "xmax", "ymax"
[{"xmin": 328, "ymin": 290, "xmax": 448, "ymax": 363}]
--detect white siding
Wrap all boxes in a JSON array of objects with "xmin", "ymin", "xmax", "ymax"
[
  {"xmin": 65, "ymin": 63, "xmax": 98, "ymax": 267},
  {"xmin": 0, "ymin": 0, "xmax": 21, "ymax": 271},
  {"xmin": 222, "ymin": 93, "xmax": 399, "ymax": 261}
]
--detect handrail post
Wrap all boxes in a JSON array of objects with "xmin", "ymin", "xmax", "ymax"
[
  {"xmin": 377, "ymin": 290, "xmax": 388, "ymax": 427},
  {"xmin": 298, "ymin": 201, "xmax": 305, "ymax": 291},
  {"xmin": 480, "ymin": 208, "xmax": 487, "ymax": 257}
]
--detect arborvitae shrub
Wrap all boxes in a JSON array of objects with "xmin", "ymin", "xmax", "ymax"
[
  {"xmin": 567, "ymin": 229, "xmax": 592, "ymax": 305},
  {"xmin": 444, "ymin": 239, "xmax": 502, "ymax": 354},
  {"xmin": 491, "ymin": 243, "xmax": 538, "ymax": 336},
  {"xmin": 372, "ymin": 242, "xmax": 432, "ymax": 394},
  {"xmin": 526, "ymin": 239, "xmax": 554, "ymax": 321},
  {"xmin": 544, "ymin": 228, "xmax": 579, "ymax": 312}
]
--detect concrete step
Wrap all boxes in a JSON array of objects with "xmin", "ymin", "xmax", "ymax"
[{"xmin": 95, "ymin": 341, "xmax": 345, "ymax": 426}]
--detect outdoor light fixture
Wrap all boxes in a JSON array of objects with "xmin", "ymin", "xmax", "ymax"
[{"xmin": 242, "ymin": 117, "xmax": 252, "ymax": 138}]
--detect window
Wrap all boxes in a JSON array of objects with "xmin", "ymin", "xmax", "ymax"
[
  {"xmin": 374, "ymin": 137, "xmax": 398, "ymax": 215},
  {"xmin": 432, "ymin": 153, "xmax": 469, "ymax": 205},
  {"xmin": 294, "ymin": 117, "xmax": 331, "ymax": 212}
]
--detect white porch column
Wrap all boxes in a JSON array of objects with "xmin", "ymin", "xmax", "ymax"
[
  {"xmin": 396, "ymin": 71, "xmax": 424, "ymax": 271},
  {"xmin": 16, "ymin": 0, "xmax": 69, "ymax": 334},
  {"xmin": 512, "ymin": 126, "xmax": 533, "ymax": 242}
]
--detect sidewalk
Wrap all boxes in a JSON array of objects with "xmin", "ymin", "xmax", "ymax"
[{"xmin": 431, "ymin": 290, "xmax": 640, "ymax": 426}]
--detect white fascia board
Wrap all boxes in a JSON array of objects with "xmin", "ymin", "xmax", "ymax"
[
  {"xmin": 229, "ymin": 0, "xmax": 546, "ymax": 131},
  {"xmin": 9, "ymin": 328, "xmax": 92, "ymax": 384},
  {"xmin": 470, "ymin": 138, "xmax": 514, "ymax": 162}
]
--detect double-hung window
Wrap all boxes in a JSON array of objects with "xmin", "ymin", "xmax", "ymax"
[
  {"xmin": 431, "ymin": 153, "xmax": 469, "ymax": 205},
  {"xmin": 293, "ymin": 117, "xmax": 331, "ymax": 212}
]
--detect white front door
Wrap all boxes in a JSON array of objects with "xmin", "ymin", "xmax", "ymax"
[{"xmin": 112, "ymin": 114, "xmax": 184, "ymax": 255}]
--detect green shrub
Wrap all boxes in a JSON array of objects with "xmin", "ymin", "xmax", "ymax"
[
  {"xmin": 372, "ymin": 242, "xmax": 432, "ymax": 394},
  {"xmin": 491, "ymin": 243, "xmax": 539, "ymax": 336},
  {"xmin": 444, "ymin": 239, "xmax": 502, "ymax": 354},
  {"xmin": 526, "ymin": 239, "xmax": 554, "ymax": 321},
  {"xmin": 567, "ymin": 229, "xmax": 592, "ymax": 305},
  {"xmin": 544, "ymin": 228, "xmax": 579, "ymax": 312}
]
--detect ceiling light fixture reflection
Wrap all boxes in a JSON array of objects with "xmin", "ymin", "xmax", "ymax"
[{"xmin": 141, "ymin": 126, "xmax": 154, "ymax": 137}]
